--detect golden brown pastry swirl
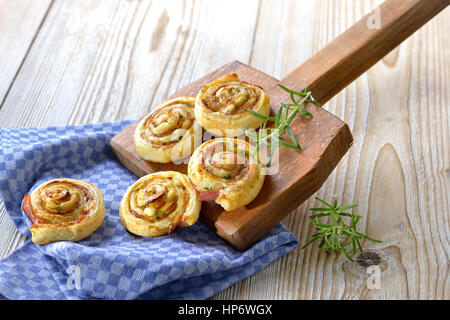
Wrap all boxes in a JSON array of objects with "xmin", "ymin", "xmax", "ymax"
[
  {"xmin": 119, "ymin": 171, "xmax": 201, "ymax": 237},
  {"xmin": 195, "ymin": 73, "xmax": 270, "ymax": 136},
  {"xmin": 187, "ymin": 138, "xmax": 265, "ymax": 211},
  {"xmin": 22, "ymin": 178, "xmax": 105, "ymax": 244},
  {"xmin": 134, "ymin": 97, "xmax": 201, "ymax": 163}
]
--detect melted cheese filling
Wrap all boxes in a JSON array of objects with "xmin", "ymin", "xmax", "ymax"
[
  {"xmin": 141, "ymin": 104, "xmax": 194, "ymax": 146},
  {"xmin": 32, "ymin": 181, "xmax": 95, "ymax": 225},
  {"xmin": 203, "ymin": 82, "xmax": 260, "ymax": 115},
  {"xmin": 129, "ymin": 176, "xmax": 187, "ymax": 222},
  {"xmin": 191, "ymin": 139, "xmax": 258, "ymax": 192}
]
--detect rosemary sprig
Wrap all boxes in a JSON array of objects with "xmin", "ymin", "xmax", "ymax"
[
  {"xmin": 243, "ymin": 84, "xmax": 319, "ymax": 166},
  {"xmin": 302, "ymin": 197, "xmax": 381, "ymax": 262}
]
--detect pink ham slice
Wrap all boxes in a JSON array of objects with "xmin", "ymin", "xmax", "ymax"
[{"xmin": 197, "ymin": 189, "xmax": 220, "ymax": 201}]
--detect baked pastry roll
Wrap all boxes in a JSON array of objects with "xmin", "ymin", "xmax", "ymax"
[
  {"xmin": 195, "ymin": 73, "xmax": 270, "ymax": 136},
  {"xmin": 119, "ymin": 171, "xmax": 201, "ymax": 237},
  {"xmin": 22, "ymin": 178, "xmax": 105, "ymax": 245},
  {"xmin": 134, "ymin": 97, "xmax": 201, "ymax": 163},
  {"xmin": 188, "ymin": 138, "xmax": 265, "ymax": 211}
]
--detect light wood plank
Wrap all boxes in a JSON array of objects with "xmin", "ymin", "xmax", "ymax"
[
  {"xmin": 0, "ymin": 0, "xmax": 54, "ymax": 259},
  {"xmin": 0, "ymin": 0, "xmax": 53, "ymax": 103},
  {"xmin": 216, "ymin": 0, "xmax": 450, "ymax": 300},
  {"xmin": 0, "ymin": 0, "xmax": 260, "ymax": 127}
]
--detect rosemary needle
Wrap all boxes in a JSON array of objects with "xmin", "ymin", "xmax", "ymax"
[
  {"xmin": 243, "ymin": 84, "xmax": 319, "ymax": 166},
  {"xmin": 302, "ymin": 197, "xmax": 381, "ymax": 262}
]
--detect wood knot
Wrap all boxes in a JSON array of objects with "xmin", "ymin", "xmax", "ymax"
[{"xmin": 356, "ymin": 251, "xmax": 382, "ymax": 267}]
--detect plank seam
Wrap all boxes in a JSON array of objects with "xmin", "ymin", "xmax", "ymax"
[
  {"xmin": 248, "ymin": 0, "xmax": 262, "ymax": 66},
  {"xmin": 0, "ymin": 0, "xmax": 55, "ymax": 112}
]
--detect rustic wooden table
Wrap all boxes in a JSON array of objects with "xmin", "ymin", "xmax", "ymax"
[{"xmin": 0, "ymin": 0, "xmax": 448, "ymax": 300}]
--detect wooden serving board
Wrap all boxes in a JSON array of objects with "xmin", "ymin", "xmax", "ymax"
[
  {"xmin": 111, "ymin": 0, "xmax": 449, "ymax": 250},
  {"xmin": 111, "ymin": 61, "xmax": 352, "ymax": 250}
]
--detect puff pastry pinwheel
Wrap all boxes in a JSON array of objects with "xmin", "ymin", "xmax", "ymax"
[
  {"xmin": 194, "ymin": 73, "xmax": 270, "ymax": 137},
  {"xmin": 119, "ymin": 171, "xmax": 201, "ymax": 237},
  {"xmin": 188, "ymin": 138, "xmax": 265, "ymax": 211},
  {"xmin": 22, "ymin": 178, "xmax": 105, "ymax": 245},
  {"xmin": 134, "ymin": 97, "xmax": 201, "ymax": 163}
]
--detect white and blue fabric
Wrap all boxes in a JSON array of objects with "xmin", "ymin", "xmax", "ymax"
[{"xmin": 0, "ymin": 121, "xmax": 298, "ymax": 299}]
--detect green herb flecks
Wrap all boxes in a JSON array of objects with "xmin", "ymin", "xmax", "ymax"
[
  {"xmin": 132, "ymin": 187, "xmax": 140, "ymax": 194},
  {"xmin": 302, "ymin": 197, "xmax": 381, "ymax": 262},
  {"xmin": 243, "ymin": 84, "xmax": 319, "ymax": 166}
]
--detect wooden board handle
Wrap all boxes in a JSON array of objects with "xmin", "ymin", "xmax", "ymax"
[{"xmin": 281, "ymin": 0, "xmax": 449, "ymax": 104}]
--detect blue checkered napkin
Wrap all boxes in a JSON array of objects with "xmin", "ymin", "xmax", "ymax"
[{"xmin": 0, "ymin": 121, "xmax": 298, "ymax": 300}]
